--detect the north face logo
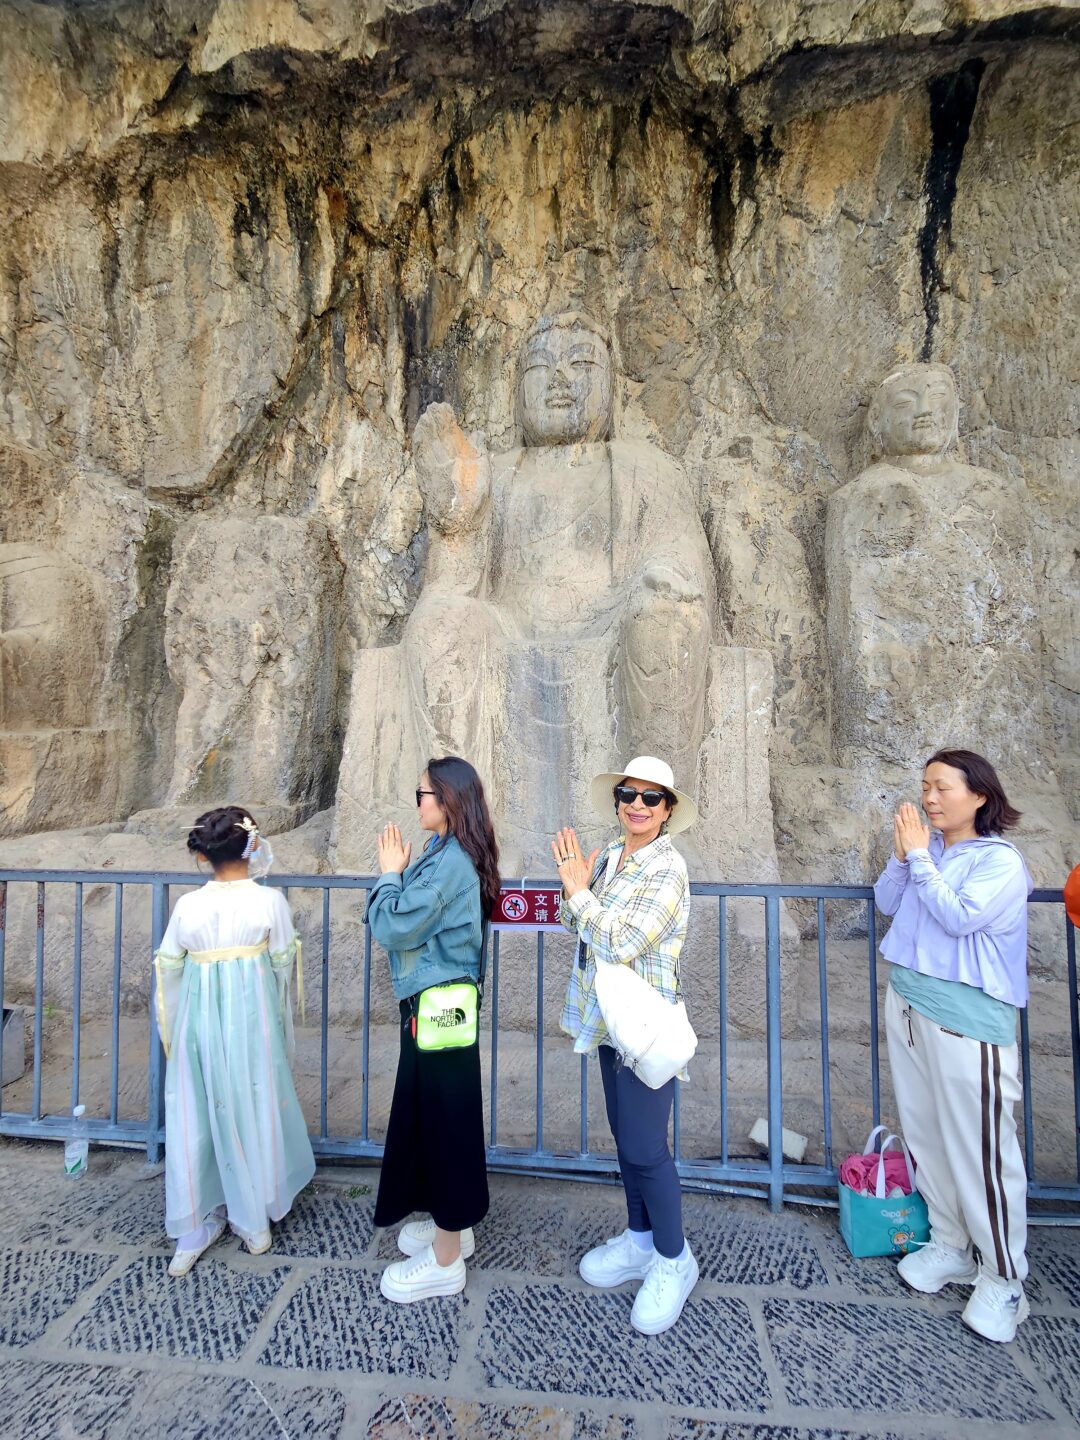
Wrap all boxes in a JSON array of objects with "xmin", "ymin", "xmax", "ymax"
[{"xmin": 432, "ymin": 1007, "xmax": 468, "ymax": 1028}]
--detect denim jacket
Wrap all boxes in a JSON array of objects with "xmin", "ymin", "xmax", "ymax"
[{"xmin": 365, "ymin": 833, "xmax": 483, "ymax": 1002}]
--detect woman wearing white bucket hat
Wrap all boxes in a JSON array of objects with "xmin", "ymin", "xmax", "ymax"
[{"xmin": 552, "ymin": 755, "xmax": 699, "ymax": 1335}]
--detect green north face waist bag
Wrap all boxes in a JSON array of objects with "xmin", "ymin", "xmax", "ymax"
[{"xmin": 413, "ymin": 980, "xmax": 479, "ymax": 1052}]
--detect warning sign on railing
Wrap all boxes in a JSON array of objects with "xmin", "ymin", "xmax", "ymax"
[{"xmin": 491, "ymin": 889, "xmax": 563, "ymax": 929}]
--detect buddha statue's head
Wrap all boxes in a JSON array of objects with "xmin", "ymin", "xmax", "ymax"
[
  {"xmin": 517, "ymin": 312, "xmax": 614, "ymax": 447},
  {"xmin": 868, "ymin": 362, "xmax": 959, "ymax": 460}
]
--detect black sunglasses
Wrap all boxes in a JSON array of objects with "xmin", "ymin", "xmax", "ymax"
[
  {"xmin": 613, "ymin": 784, "xmax": 671, "ymax": 809},
  {"xmin": 415, "ymin": 788, "xmax": 437, "ymax": 806}
]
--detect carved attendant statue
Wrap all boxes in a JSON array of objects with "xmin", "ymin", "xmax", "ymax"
[{"xmin": 826, "ymin": 363, "xmax": 1043, "ymax": 767}]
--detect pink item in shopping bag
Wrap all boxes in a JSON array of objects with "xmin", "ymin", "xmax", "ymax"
[
  {"xmin": 839, "ymin": 1151, "xmax": 914, "ymax": 1196},
  {"xmin": 838, "ymin": 1125, "xmax": 917, "ymax": 1196}
]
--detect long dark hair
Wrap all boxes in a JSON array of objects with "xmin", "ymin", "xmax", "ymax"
[
  {"xmin": 925, "ymin": 749, "xmax": 1021, "ymax": 835},
  {"xmin": 187, "ymin": 805, "xmax": 257, "ymax": 866},
  {"xmin": 426, "ymin": 756, "xmax": 501, "ymax": 918}
]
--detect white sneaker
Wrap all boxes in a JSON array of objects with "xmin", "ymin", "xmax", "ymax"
[
  {"xmin": 631, "ymin": 1245, "xmax": 699, "ymax": 1335},
  {"xmin": 168, "ymin": 1216, "xmax": 227, "ymax": 1277},
  {"xmin": 245, "ymin": 1228, "xmax": 272, "ymax": 1256},
  {"xmin": 962, "ymin": 1270, "xmax": 1030, "ymax": 1343},
  {"xmin": 579, "ymin": 1229, "xmax": 655, "ymax": 1288},
  {"xmin": 397, "ymin": 1218, "xmax": 475, "ymax": 1260},
  {"xmin": 380, "ymin": 1243, "xmax": 467, "ymax": 1303},
  {"xmin": 897, "ymin": 1238, "xmax": 978, "ymax": 1294}
]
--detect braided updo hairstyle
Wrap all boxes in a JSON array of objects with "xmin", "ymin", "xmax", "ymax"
[{"xmin": 187, "ymin": 805, "xmax": 258, "ymax": 867}]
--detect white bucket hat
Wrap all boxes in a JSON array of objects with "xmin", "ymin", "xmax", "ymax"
[{"xmin": 589, "ymin": 755, "xmax": 698, "ymax": 837}]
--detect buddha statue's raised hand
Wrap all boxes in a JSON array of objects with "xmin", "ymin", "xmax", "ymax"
[{"xmin": 412, "ymin": 402, "xmax": 490, "ymax": 537}]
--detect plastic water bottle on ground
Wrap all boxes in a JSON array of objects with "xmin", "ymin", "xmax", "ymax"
[{"xmin": 63, "ymin": 1104, "xmax": 89, "ymax": 1178}]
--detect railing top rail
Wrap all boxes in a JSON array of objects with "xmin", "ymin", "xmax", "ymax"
[{"xmin": 0, "ymin": 867, "xmax": 1066, "ymax": 905}]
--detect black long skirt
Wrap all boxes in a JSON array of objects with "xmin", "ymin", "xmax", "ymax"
[{"xmin": 373, "ymin": 999, "xmax": 490, "ymax": 1232}]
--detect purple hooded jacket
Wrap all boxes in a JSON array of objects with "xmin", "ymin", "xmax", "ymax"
[{"xmin": 874, "ymin": 833, "xmax": 1033, "ymax": 1009}]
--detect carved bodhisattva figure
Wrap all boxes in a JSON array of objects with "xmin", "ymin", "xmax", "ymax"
[
  {"xmin": 826, "ymin": 363, "xmax": 1043, "ymax": 768},
  {"xmin": 362, "ymin": 312, "xmax": 718, "ymax": 861}
]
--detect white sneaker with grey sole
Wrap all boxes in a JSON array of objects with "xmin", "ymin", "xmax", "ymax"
[
  {"xmin": 897, "ymin": 1238, "xmax": 978, "ymax": 1294},
  {"xmin": 631, "ymin": 1245, "xmax": 699, "ymax": 1334},
  {"xmin": 962, "ymin": 1271, "xmax": 1030, "ymax": 1343},
  {"xmin": 579, "ymin": 1229, "xmax": 654, "ymax": 1288},
  {"xmin": 380, "ymin": 1244, "xmax": 467, "ymax": 1303}
]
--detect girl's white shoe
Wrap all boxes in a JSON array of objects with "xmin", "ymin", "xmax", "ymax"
[{"xmin": 168, "ymin": 1216, "xmax": 227, "ymax": 1278}]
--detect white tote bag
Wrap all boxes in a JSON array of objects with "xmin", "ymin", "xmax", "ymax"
[{"xmin": 592, "ymin": 958, "xmax": 697, "ymax": 1088}]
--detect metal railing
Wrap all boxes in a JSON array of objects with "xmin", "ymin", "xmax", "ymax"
[{"xmin": 0, "ymin": 869, "xmax": 1075, "ymax": 1219}]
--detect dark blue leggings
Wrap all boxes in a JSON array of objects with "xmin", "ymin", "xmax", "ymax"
[{"xmin": 598, "ymin": 1044, "xmax": 684, "ymax": 1259}]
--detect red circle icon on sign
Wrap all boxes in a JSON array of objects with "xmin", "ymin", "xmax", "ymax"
[{"xmin": 500, "ymin": 893, "xmax": 528, "ymax": 920}]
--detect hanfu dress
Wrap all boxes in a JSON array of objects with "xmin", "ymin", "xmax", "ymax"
[{"xmin": 153, "ymin": 878, "xmax": 315, "ymax": 1242}]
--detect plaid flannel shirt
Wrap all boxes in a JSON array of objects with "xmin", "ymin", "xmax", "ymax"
[{"xmin": 559, "ymin": 832, "xmax": 690, "ymax": 1057}]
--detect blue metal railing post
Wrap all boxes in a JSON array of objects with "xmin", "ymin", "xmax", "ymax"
[
  {"xmin": 722, "ymin": 898, "xmax": 731, "ymax": 1169},
  {"xmin": 71, "ymin": 882, "xmax": 83, "ymax": 1112},
  {"xmin": 816, "ymin": 896, "xmax": 833, "ymax": 1171},
  {"xmin": 320, "ymin": 887, "xmax": 330, "ymax": 1140},
  {"xmin": 0, "ymin": 882, "xmax": 6, "ymax": 1120},
  {"xmin": 764, "ymin": 893, "xmax": 783, "ymax": 1211},
  {"xmin": 719, "ymin": 895, "xmax": 728, "ymax": 1165},
  {"xmin": 1066, "ymin": 915, "xmax": 1080, "ymax": 1182},
  {"xmin": 489, "ymin": 930, "xmax": 500, "ymax": 1147},
  {"xmin": 867, "ymin": 899, "xmax": 881, "ymax": 1128},
  {"xmin": 32, "ymin": 883, "xmax": 45, "ymax": 1121},
  {"xmin": 535, "ymin": 930, "xmax": 545, "ymax": 1153},
  {"xmin": 147, "ymin": 882, "xmax": 168, "ymax": 1163},
  {"xmin": 362, "ymin": 916, "xmax": 372, "ymax": 1143},
  {"xmin": 110, "ymin": 886, "xmax": 123, "ymax": 1126}
]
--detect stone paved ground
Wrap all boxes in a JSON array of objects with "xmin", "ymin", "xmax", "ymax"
[{"xmin": 0, "ymin": 1141, "xmax": 1078, "ymax": 1440}]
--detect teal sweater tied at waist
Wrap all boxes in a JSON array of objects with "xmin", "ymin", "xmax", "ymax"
[{"xmin": 365, "ymin": 833, "xmax": 483, "ymax": 1002}]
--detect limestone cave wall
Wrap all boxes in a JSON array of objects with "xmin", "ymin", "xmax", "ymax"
[{"xmin": 0, "ymin": 0, "xmax": 1077, "ymax": 895}]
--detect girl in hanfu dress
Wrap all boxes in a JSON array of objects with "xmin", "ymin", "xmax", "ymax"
[{"xmin": 153, "ymin": 806, "xmax": 315, "ymax": 1277}]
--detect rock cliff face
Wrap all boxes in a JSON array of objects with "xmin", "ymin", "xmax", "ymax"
[{"xmin": 0, "ymin": 1, "xmax": 1076, "ymax": 908}]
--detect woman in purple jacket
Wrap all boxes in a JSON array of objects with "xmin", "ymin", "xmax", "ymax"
[{"xmin": 875, "ymin": 749, "xmax": 1033, "ymax": 1344}]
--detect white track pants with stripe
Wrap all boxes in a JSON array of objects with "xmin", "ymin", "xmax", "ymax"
[{"xmin": 885, "ymin": 984, "xmax": 1028, "ymax": 1282}]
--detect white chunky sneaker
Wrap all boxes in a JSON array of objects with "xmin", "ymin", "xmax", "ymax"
[
  {"xmin": 579, "ymin": 1229, "xmax": 655, "ymax": 1288},
  {"xmin": 630, "ymin": 1245, "xmax": 699, "ymax": 1335},
  {"xmin": 962, "ymin": 1270, "xmax": 1030, "ymax": 1343},
  {"xmin": 897, "ymin": 1238, "xmax": 978, "ymax": 1294},
  {"xmin": 168, "ymin": 1215, "xmax": 227, "ymax": 1277},
  {"xmin": 397, "ymin": 1218, "xmax": 475, "ymax": 1259},
  {"xmin": 380, "ymin": 1243, "xmax": 467, "ymax": 1303}
]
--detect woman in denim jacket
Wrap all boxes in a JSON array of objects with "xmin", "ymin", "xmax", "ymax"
[{"xmin": 366, "ymin": 755, "xmax": 500, "ymax": 1303}]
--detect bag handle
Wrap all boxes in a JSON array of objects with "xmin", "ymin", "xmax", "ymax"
[
  {"xmin": 873, "ymin": 1131, "xmax": 918, "ymax": 1198},
  {"xmin": 862, "ymin": 1124, "xmax": 890, "ymax": 1156}
]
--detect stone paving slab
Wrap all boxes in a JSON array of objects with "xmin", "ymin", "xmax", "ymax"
[
  {"xmin": 1, "ymin": 1140, "xmax": 1079, "ymax": 1439},
  {"xmin": 69, "ymin": 1254, "xmax": 289, "ymax": 1363},
  {"xmin": 0, "ymin": 1357, "xmax": 141, "ymax": 1440},
  {"xmin": 1014, "ymin": 1314, "xmax": 1080, "ymax": 1424},
  {"xmin": 664, "ymin": 1428, "xmax": 931, "ymax": 1440},
  {"xmin": 0, "ymin": 1359, "xmax": 348, "ymax": 1440},
  {"xmin": 1025, "ymin": 1228, "xmax": 1080, "ymax": 1309},
  {"xmin": 0, "ymin": 1247, "xmax": 117, "ymax": 1346},
  {"xmin": 0, "ymin": 1175, "xmax": 132, "ymax": 1247},
  {"xmin": 270, "ymin": 1189, "xmax": 376, "ymax": 1260},
  {"xmin": 365, "ymin": 1394, "xmax": 641, "ymax": 1438},
  {"xmin": 89, "ymin": 1177, "xmax": 174, "ymax": 1250},
  {"xmin": 478, "ymin": 1284, "xmax": 771, "ymax": 1411},
  {"xmin": 763, "ymin": 1297, "xmax": 1052, "ymax": 1423},
  {"xmin": 260, "ymin": 1265, "xmax": 462, "ymax": 1379}
]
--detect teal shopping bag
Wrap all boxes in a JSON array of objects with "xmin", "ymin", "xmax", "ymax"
[{"xmin": 839, "ymin": 1129, "xmax": 930, "ymax": 1258}]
